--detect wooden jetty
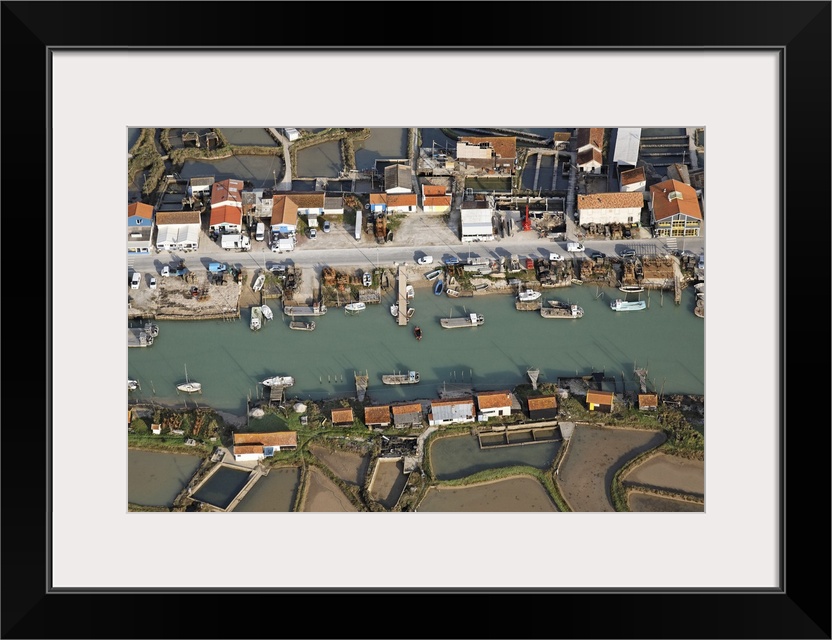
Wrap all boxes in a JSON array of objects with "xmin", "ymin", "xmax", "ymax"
[
  {"xmin": 355, "ymin": 371, "xmax": 369, "ymax": 402},
  {"xmin": 127, "ymin": 327, "xmax": 155, "ymax": 348},
  {"xmin": 396, "ymin": 267, "xmax": 409, "ymax": 326}
]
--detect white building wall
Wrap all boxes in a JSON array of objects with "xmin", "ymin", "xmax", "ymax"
[
  {"xmin": 578, "ymin": 206, "xmax": 642, "ymax": 226},
  {"xmin": 620, "ymin": 180, "xmax": 646, "ymax": 193}
]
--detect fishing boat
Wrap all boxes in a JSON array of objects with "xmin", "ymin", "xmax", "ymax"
[
  {"xmin": 143, "ymin": 322, "xmax": 159, "ymax": 338},
  {"xmin": 434, "ymin": 279, "xmax": 444, "ymax": 295},
  {"xmin": 345, "ymin": 302, "xmax": 366, "ymax": 313},
  {"xmin": 618, "ymin": 285, "xmax": 644, "ymax": 293},
  {"xmin": 289, "ymin": 320, "xmax": 316, "ymax": 331},
  {"xmin": 542, "ymin": 300, "xmax": 584, "ymax": 318},
  {"xmin": 261, "ymin": 304, "xmax": 274, "ymax": 321},
  {"xmin": 252, "ymin": 273, "xmax": 266, "ymax": 292},
  {"xmin": 694, "ymin": 282, "xmax": 705, "ymax": 293},
  {"xmin": 441, "ymin": 312, "xmax": 485, "ymax": 329},
  {"xmin": 262, "ymin": 375, "xmax": 295, "ymax": 387},
  {"xmin": 128, "ymin": 379, "xmax": 139, "ymax": 391},
  {"xmin": 283, "ymin": 301, "xmax": 327, "ymax": 317},
  {"xmin": 176, "ymin": 364, "xmax": 202, "ymax": 394},
  {"xmin": 413, "ymin": 326, "xmax": 422, "ymax": 341},
  {"xmin": 610, "ymin": 299, "xmax": 647, "ymax": 311},
  {"xmin": 382, "ymin": 370, "xmax": 420, "ymax": 385},
  {"xmin": 424, "ymin": 269, "xmax": 441, "ymax": 281},
  {"xmin": 571, "ymin": 278, "xmax": 583, "ymax": 285},
  {"xmin": 446, "ymin": 288, "xmax": 460, "ymax": 297},
  {"xmin": 517, "ymin": 289, "xmax": 542, "ymax": 302},
  {"xmin": 406, "ymin": 285, "xmax": 415, "ymax": 300},
  {"xmin": 250, "ymin": 306, "xmax": 263, "ymax": 331}
]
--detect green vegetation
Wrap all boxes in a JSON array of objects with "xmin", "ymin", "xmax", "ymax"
[{"xmin": 127, "ymin": 433, "xmax": 212, "ymax": 457}]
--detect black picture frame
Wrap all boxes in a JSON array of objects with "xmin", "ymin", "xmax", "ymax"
[{"xmin": 3, "ymin": 2, "xmax": 829, "ymax": 638}]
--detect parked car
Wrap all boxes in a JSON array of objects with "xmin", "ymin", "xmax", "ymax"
[
  {"xmin": 591, "ymin": 252, "xmax": 607, "ymax": 260},
  {"xmin": 160, "ymin": 265, "xmax": 170, "ymax": 277},
  {"xmin": 623, "ymin": 227, "xmax": 632, "ymax": 238},
  {"xmin": 269, "ymin": 264, "xmax": 287, "ymax": 274},
  {"xmin": 149, "ymin": 276, "xmax": 157, "ymax": 290},
  {"xmin": 417, "ymin": 255, "xmax": 434, "ymax": 265},
  {"xmin": 548, "ymin": 252, "xmax": 564, "ymax": 262},
  {"xmin": 322, "ymin": 220, "xmax": 331, "ymax": 233},
  {"xmin": 443, "ymin": 256, "xmax": 460, "ymax": 266},
  {"xmin": 308, "ymin": 228, "xmax": 317, "ymax": 239},
  {"xmin": 620, "ymin": 249, "xmax": 636, "ymax": 258},
  {"xmin": 130, "ymin": 272, "xmax": 141, "ymax": 289}
]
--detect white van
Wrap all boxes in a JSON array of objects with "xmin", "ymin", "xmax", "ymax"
[
  {"xmin": 566, "ymin": 242, "xmax": 585, "ymax": 253},
  {"xmin": 255, "ymin": 222, "xmax": 265, "ymax": 242}
]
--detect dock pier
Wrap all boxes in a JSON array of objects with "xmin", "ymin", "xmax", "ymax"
[{"xmin": 396, "ymin": 267, "xmax": 409, "ymax": 326}]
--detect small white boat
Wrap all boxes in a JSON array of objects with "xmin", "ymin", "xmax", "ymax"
[
  {"xmin": 345, "ymin": 302, "xmax": 366, "ymax": 313},
  {"xmin": 390, "ymin": 304, "xmax": 399, "ymax": 317},
  {"xmin": 177, "ymin": 364, "xmax": 202, "ymax": 394},
  {"xmin": 262, "ymin": 375, "xmax": 295, "ymax": 387},
  {"xmin": 128, "ymin": 379, "xmax": 139, "ymax": 391},
  {"xmin": 261, "ymin": 304, "xmax": 274, "ymax": 321},
  {"xmin": 619, "ymin": 285, "xmax": 644, "ymax": 293},
  {"xmin": 252, "ymin": 273, "xmax": 266, "ymax": 292},
  {"xmin": 250, "ymin": 306, "xmax": 263, "ymax": 331},
  {"xmin": 694, "ymin": 282, "xmax": 705, "ymax": 293},
  {"xmin": 441, "ymin": 312, "xmax": 485, "ymax": 329},
  {"xmin": 406, "ymin": 285, "xmax": 415, "ymax": 300},
  {"xmin": 424, "ymin": 269, "xmax": 442, "ymax": 281},
  {"xmin": 610, "ymin": 299, "xmax": 647, "ymax": 311},
  {"xmin": 446, "ymin": 288, "xmax": 460, "ymax": 297},
  {"xmin": 518, "ymin": 289, "xmax": 542, "ymax": 302}
]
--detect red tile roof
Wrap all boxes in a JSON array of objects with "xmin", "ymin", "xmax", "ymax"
[
  {"xmin": 586, "ymin": 390, "xmax": 614, "ymax": 405},
  {"xmin": 650, "ymin": 179, "xmax": 702, "ymax": 222},
  {"xmin": 155, "ymin": 211, "xmax": 201, "ymax": 225},
  {"xmin": 369, "ymin": 193, "xmax": 388, "ymax": 205},
  {"xmin": 387, "ymin": 193, "xmax": 417, "ymax": 207},
  {"xmin": 619, "ymin": 166, "xmax": 646, "ymax": 186},
  {"xmin": 476, "ymin": 391, "xmax": 511, "ymax": 409},
  {"xmin": 331, "ymin": 408, "xmax": 354, "ymax": 424},
  {"xmin": 128, "ymin": 202, "xmax": 154, "ymax": 219},
  {"xmin": 209, "ymin": 204, "xmax": 242, "ymax": 226},
  {"xmin": 422, "ymin": 185, "xmax": 447, "ymax": 196},
  {"xmin": 232, "ymin": 431, "xmax": 298, "ymax": 447},
  {"xmin": 211, "ymin": 178, "xmax": 245, "ymax": 206},
  {"xmin": 363, "ymin": 405, "xmax": 391, "ymax": 424},
  {"xmin": 392, "ymin": 403, "xmax": 422, "ymax": 415},
  {"xmin": 578, "ymin": 192, "xmax": 643, "ymax": 210},
  {"xmin": 527, "ymin": 396, "xmax": 558, "ymax": 410},
  {"xmin": 423, "ymin": 196, "xmax": 452, "ymax": 207},
  {"xmin": 576, "ymin": 128, "xmax": 605, "ymax": 151}
]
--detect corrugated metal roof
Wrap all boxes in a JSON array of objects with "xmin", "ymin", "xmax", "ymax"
[
  {"xmin": 430, "ymin": 400, "xmax": 474, "ymax": 422},
  {"xmin": 613, "ymin": 128, "xmax": 641, "ymax": 166}
]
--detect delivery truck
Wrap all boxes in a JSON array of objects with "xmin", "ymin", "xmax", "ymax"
[{"xmin": 220, "ymin": 234, "xmax": 251, "ymax": 251}]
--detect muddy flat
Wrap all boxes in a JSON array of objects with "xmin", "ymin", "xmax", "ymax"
[
  {"xmin": 301, "ymin": 467, "xmax": 357, "ymax": 512},
  {"xmin": 557, "ymin": 425, "xmax": 666, "ymax": 512},
  {"xmin": 417, "ymin": 476, "xmax": 558, "ymax": 512},
  {"xmin": 623, "ymin": 453, "xmax": 704, "ymax": 495},
  {"xmin": 368, "ymin": 458, "xmax": 407, "ymax": 509},
  {"xmin": 309, "ymin": 444, "xmax": 370, "ymax": 486},
  {"xmin": 628, "ymin": 491, "xmax": 704, "ymax": 512}
]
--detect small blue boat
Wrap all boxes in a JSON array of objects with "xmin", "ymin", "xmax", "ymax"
[{"xmin": 434, "ymin": 279, "xmax": 444, "ymax": 296}]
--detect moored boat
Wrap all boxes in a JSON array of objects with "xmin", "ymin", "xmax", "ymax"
[
  {"xmin": 261, "ymin": 304, "xmax": 274, "ymax": 321},
  {"xmin": 128, "ymin": 379, "xmax": 139, "ymax": 391},
  {"xmin": 176, "ymin": 364, "xmax": 201, "ymax": 394},
  {"xmin": 541, "ymin": 301, "xmax": 584, "ymax": 318},
  {"xmin": 446, "ymin": 288, "xmax": 460, "ymax": 297},
  {"xmin": 618, "ymin": 285, "xmax": 644, "ymax": 293},
  {"xmin": 424, "ymin": 269, "xmax": 441, "ymax": 281},
  {"xmin": 381, "ymin": 370, "xmax": 420, "ymax": 385},
  {"xmin": 289, "ymin": 320, "xmax": 316, "ymax": 331},
  {"xmin": 413, "ymin": 326, "xmax": 422, "ymax": 341},
  {"xmin": 434, "ymin": 279, "xmax": 444, "ymax": 295},
  {"xmin": 610, "ymin": 299, "xmax": 647, "ymax": 311},
  {"xmin": 250, "ymin": 306, "xmax": 263, "ymax": 331},
  {"xmin": 252, "ymin": 273, "xmax": 266, "ymax": 292},
  {"xmin": 440, "ymin": 312, "xmax": 485, "ymax": 329},
  {"xmin": 518, "ymin": 289, "xmax": 542, "ymax": 302},
  {"xmin": 262, "ymin": 375, "xmax": 295, "ymax": 387},
  {"xmin": 406, "ymin": 285, "xmax": 415, "ymax": 300},
  {"xmin": 345, "ymin": 302, "xmax": 366, "ymax": 313},
  {"xmin": 390, "ymin": 304, "xmax": 399, "ymax": 317},
  {"xmin": 283, "ymin": 301, "xmax": 327, "ymax": 317}
]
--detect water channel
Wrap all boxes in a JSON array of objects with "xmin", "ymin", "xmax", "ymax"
[{"xmin": 128, "ymin": 284, "xmax": 703, "ymax": 416}]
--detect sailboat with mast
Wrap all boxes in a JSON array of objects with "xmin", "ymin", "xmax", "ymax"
[{"xmin": 176, "ymin": 364, "xmax": 202, "ymax": 394}]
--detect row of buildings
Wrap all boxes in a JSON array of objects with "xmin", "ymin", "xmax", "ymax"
[{"xmin": 227, "ymin": 387, "xmax": 661, "ymax": 462}]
